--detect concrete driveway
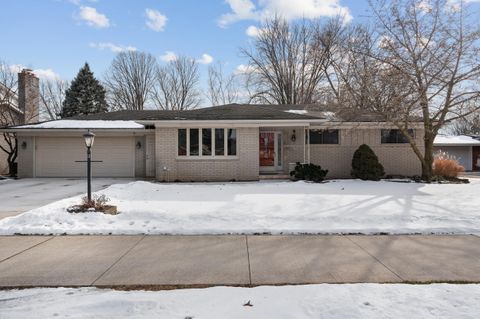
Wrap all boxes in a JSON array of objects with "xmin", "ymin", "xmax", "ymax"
[{"xmin": 0, "ymin": 178, "xmax": 134, "ymax": 220}]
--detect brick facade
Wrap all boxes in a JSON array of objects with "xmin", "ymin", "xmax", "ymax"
[
  {"xmin": 262, "ymin": 125, "xmax": 423, "ymax": 178},
  {"xmin": 155, "ymin": 127, "xmax": 259, "ymax": 181}
]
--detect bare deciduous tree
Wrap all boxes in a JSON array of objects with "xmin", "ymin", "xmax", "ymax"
[
  {"xmin": 336, "ymin": 0, "xmax": 480, "ymax": 180},
  {"xmin": 240, "ymin": 16, "xmax": 344, "ymax": 104},
  {"xmin": 104, "ymin": 51, "xmax": 157, "ymax": 110},
  {"xmin": 0, "ymin": 61, "xmax": 21, "ymax": 176},
  {"xmin": 152, "ymin": 56, "xmax": 202, "ymax": 110},
  {"xmin": 450, "ymin": 112, "xmax": 480, "ymax": 135},
  {"xmin": 207, "ymin": 62, "xmax": 239, "ymax": 105},
  {"xmin": 39, "ymin": 78, "xmax": 67, "ymax": 120}
]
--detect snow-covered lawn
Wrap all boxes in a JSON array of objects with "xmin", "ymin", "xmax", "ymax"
[
  {"xmin": 1, "ymin": 284, "xmax": 479, "ymax": 319},
  {"xmin": 0, "ymin": 179, "xmax": 479, "ymax": 235}
]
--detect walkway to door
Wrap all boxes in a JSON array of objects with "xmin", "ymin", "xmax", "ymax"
[{"xmin": 1, "ymin": 235, "xmax": 479, "ymax": 288}]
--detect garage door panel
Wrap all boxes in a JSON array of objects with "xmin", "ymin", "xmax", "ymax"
[{"xmin": 35, "ymin": 137, "xmax": 135, "ymax": 177}]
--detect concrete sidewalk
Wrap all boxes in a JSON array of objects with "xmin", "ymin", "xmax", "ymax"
[{"xmin": 0, "ymin": 235, "xmax": 479, "ymax": 288}]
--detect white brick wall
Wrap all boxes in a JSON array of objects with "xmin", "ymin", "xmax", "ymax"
[
  {"xmin": 155, "ymin": 127, "xmax": 259, "ymax": 181},
  {"xmin": 308, "ymin": 128, "xmax": 424, "ymax": 178}
]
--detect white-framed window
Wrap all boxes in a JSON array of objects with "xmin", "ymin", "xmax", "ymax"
[{"xmin": 178, "ymin": 128, "xmax": 237, "ymax": 157}]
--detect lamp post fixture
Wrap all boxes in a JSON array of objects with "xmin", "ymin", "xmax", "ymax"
[{"xmin": 83, "ymin": 130, "xmax": 95, "ymax": 203}]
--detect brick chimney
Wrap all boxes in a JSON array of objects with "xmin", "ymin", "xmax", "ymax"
[{"xmin": 18, "ymin": 69, "xmax": 39, "ymax": 124}]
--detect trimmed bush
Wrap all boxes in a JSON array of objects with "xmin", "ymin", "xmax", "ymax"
[
  {"xmin": 351, "ymin": 144, "xmax": 385, "ymax": 181},
  {"xmin": 433, "ymin": 151, "xmax": 465, "ymax": 178},
  {"xmin": 290, "ymin": 162, "xmax": 328, "ymax": 183}
]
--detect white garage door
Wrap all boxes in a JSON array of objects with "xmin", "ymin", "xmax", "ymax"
[{"xmin": 35, "ymin": 137, "xmax": 135, "ymax": 177}]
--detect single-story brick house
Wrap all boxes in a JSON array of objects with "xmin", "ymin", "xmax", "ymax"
[
  {"xmin": 3, "ymin": 104, "xmax": 425, "ymax": 181},
  {"xmin": 433, "ymin": 135, "xmax": 480, "ymax": 171}
]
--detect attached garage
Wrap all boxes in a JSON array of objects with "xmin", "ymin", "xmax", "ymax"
[
  {"xmin": 434, "ymin": 135, "xmax": 480, "ymax": 171},
  {"xmin": 35, "ymin": 136, "xmax": 135, "ymax": 177}
]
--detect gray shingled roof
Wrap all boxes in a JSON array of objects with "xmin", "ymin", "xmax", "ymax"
[
  {"xmin": 71, "ymin": 103, "xmax": 418, "ymax": 123},
  {"xmin": 72, "ymin": 104, "xmax": 324, "ymax": 121}
]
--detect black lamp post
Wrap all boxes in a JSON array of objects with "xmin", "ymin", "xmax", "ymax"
[{"xmin": 83, "ymin": 130, "xmax": 95, "ymax": 202}]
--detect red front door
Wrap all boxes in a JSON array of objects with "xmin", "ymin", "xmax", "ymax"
[{"xmin": 259, "ymin": 132, "xmax": 275, "ymax": 166}]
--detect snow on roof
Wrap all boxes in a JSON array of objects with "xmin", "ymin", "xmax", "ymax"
[
  {"xmin": 285, "ymin": 109, "xmax": 308, "ymax": 115},
  {"xmin": 434, "ymin": 135, "xmax": 480, "ymax": 146},
  {"xmin": 16, "ymin": 120, "xmax": 145, "ymax": 129}
]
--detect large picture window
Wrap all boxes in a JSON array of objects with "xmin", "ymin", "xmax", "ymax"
[
  {"xmin": 178, "ymin": 129, "xmax": 187, "ymax": 156},
  {"xmin": 202, "ymin": 128, "xmax": 212, "ymax": 156},
  {"xmin": 227, "ymin": 129, "xmax": 237, "ymax": 156},
  {"xmin": 189, "ymin": 129, "xmax": 199, "ymax": 156},
  {"xmin": 178, "ymin": 128, "xmax": 237, "ymax": 157},
  {"xmin": 381, "ymin": 129, "xmax": 414, "ymax": 144},
  {"xmin": 307, "ymin": 129, "xmax": 339, "ymax": 144},
  {"xmin": 215, "ymin": 128, "xmax": 225, "ymax": 156}
]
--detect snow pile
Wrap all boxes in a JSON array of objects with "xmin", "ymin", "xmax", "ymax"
[
  {"xmin": 16, "ymin": 120, "xmax": 144, "ymax": 129},
  {"xmin": 0, "ymin": 179, "xmax": 479, "ymax": 235},
  {"xmin": 0, "ymin": 284, "xmax": 479, "ymax": 319},
  {"xmin": 434, "ymin": 135, "xmax": 480, "ymax": 146}
]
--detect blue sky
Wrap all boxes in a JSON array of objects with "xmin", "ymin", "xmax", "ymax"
[{"xmin": 0, "ymin": 0, "xmax": 478, "ymax": 85}]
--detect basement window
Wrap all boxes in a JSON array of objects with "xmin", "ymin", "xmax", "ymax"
[{"xmin": 178, "ymin": 128, "xmax": 237, "ymax": 157}]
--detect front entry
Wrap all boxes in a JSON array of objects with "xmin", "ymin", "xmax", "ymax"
[
  {"xmin": 473, "ymin": 146, "xmax": 480, "ymax": 171},
  {"xmin": 259, "ymin": 132, "xmax": 283, "ymax": 172}
]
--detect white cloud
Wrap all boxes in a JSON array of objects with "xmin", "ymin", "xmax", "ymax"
[
  {"xmin": 219, "ymin": 0, "xmax": 352, "ymax": 27},
  {"xmin": 219, "ymin": 0, "xmax": 259, "ymax": 27},
  {"xmin": 7, "ymin": 64, "xmax": 60, "ymax": 81},
  {"xmin": 78, "ymin": 6, "xmax": 110, "ymax": 28},
  {"xmin": 145, "ymin": 8, "xmax": 167, "ymax": 32},
  {"xmin": 447, "ymin": 0, "xmax": 480, "ymax": 11},
  {"xmin": 197, "ymin": 53, "xmax": 214, "ymax": 65},
  {"xmin": 33, "ymin": 69, "xmax": 61, "ymax": 81},
  {"xmin": 159, "ymin": 51, "xmax": 177, "ymax": 62},
  {"xmin": 246, "ymin": 25, "xmax": 266, "ymax": 37},
  {"xmin": 416, "ymin": 0, "xmax": 433, "ymax": 13},
  {"xmin": 89, "ymin": 42, "xmax": 137, "ymax": 53},
  {"xmin": 234, "ymin": 64, "xmax": 256, "ymax": 74}
]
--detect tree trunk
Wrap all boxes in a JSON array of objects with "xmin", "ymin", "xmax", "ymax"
[
  {"xmin": 7, "ymin": 161, "xmax": 16, "ymax": 177},
  {"xmin": 422, "ymin": 135, "xmax": 434, "ymax": 182}
]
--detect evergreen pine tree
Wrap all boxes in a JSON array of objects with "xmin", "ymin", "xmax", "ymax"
[{"xmin": 60, "ymin": 63, "xmax": 108, "ymax": 118}]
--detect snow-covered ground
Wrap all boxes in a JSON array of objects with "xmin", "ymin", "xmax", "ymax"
[
  {"xmin": 0, "ymin": 284, "xmax": 479, "ymax": 319},
  {"xmin": 0, "ymin": 179, "xmax": 479, "ymax": 235}
]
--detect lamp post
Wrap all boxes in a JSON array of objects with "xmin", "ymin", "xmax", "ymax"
[{"xmin": 83, "ymin": 130, "xmax": 95, "ymax": 202}]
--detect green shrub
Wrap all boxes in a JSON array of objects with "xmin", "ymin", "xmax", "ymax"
[
  {"xmin": 290, "ymin": 162, "xmax": 328, "ymax": 183},
  {"xmin": 351, "ymin": 144, "xmax": 385, "ymax": 181}
]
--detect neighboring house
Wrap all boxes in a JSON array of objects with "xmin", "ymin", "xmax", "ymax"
[
  {"xmin": 434, "ymin": 135, "xmax": 480, "ymax": 171},
  {"xmin": 3, "ymin": 104, "xmax": 425, "ymax": 181},
  {"xmin": 0, "ymin": 69, "xmax": 39, "ymax": 175}
]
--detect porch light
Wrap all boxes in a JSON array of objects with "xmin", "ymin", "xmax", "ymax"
[
  {"xmin": 21, "ymin": 141, "xmax": 27, "ymax": 149},
  {"xmin": 83, "ymin": 131, "xmax": 95, "ymax": 148},
  {"xmin": 291, "ymin": 130, "xmax": 297, "ymax": 142},
  {"xmin": 136, "ymin": 141, "xmax": 142, "ymax": 149}
]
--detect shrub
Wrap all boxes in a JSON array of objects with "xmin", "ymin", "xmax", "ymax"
[
  {"xmin": 67, "ymin": 194, "xmax": 111, "ymax": 213},
  {"xmin": 351, "ymin": 144, "xmax": 385, "ymax": 181},
  {"xmin": 433, "ymin": 151, "xmax": 464, "ymax": 178},
  {"xmin": 290, "ymin": 162, "xmax": 328, "ymax": 183}
]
